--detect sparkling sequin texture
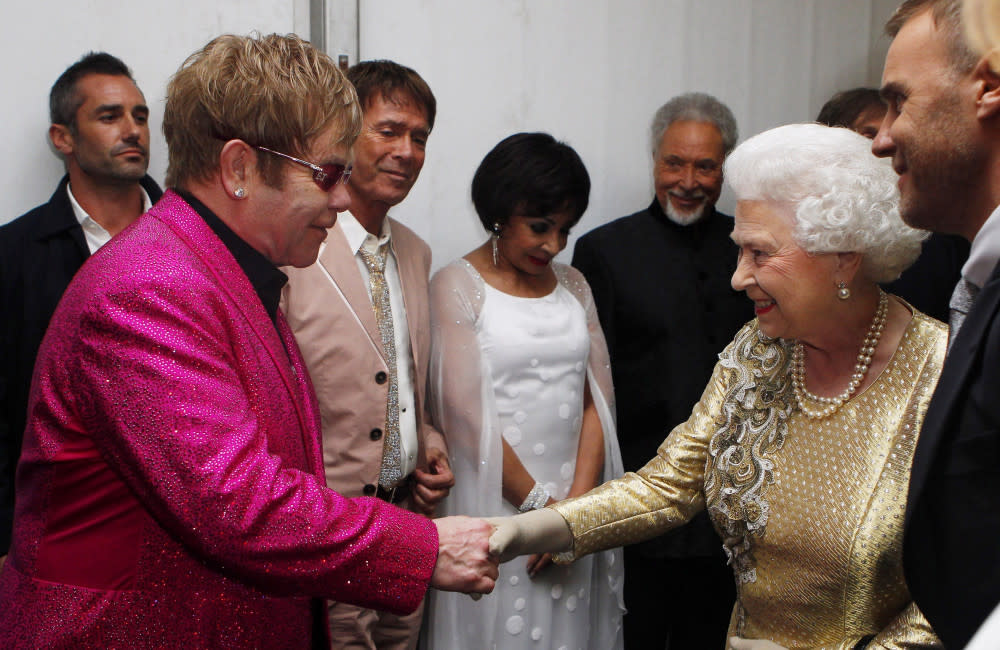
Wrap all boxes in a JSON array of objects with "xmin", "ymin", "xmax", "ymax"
[
  {"xmin": 552, "ymin": 314, "xmax": 946, "ymax": 648},
  {"xmin": 0, "ymin": 192, "xmax": 438, "ymax": 647},
  {"xmin": 705, "ymin": 325, "xmax": 793, "ymax": 586},
  {"xmin": 359, "ymin": 246, "xmax": 403, "ymax": 487}
]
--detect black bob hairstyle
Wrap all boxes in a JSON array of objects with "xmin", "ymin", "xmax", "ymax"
[{"xmin": 471, "ymin": 132, "xmax": 590, "ymax": 232}]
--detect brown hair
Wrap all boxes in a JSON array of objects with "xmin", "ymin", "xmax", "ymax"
[
  {"xmin": 886, "ymin": 0, "xmax": 979, "ymax": 73},
  {"xmin": 347, "ymin": 60, "xmax": 436, "ymax": 131},
  {"xmin": 816, "ymin": 87, "xmax": 886, "ymax": 128},
  {"xmin": 163, "ymin": 33, "xmax": 362, "ymax": 188}
]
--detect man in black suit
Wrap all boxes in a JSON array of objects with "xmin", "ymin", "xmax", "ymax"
[
  {"xmin": 571, "ymin": 93, "xmax": 751, "ymax": 650},
  {"xmin": 872, "ymin": 1, "xmax": 1000, "ymax": 647},
  {"xmin": 0, "ymin": 52, "xmax": 162, "ymax": 563}
]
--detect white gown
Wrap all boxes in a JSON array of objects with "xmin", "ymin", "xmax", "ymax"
[{"xmin": 423, "ymin": 260, "xmax": 624, "ymax": 650}]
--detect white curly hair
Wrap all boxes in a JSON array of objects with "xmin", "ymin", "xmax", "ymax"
[{"xmin": 724, "ymin": 123, "xmax": 928, "ymax": 283}]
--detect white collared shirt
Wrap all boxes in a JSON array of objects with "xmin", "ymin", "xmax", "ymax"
[
  {"xmin": 963, "ymin": 203, "xmax": 1000, "ymax": 290},
  {"xmin": 967, "ymin": 600, "xmax": 1000, "ymax": 649},
  {"xmin": 67, "ymin": 182, "xmax": 153, "ymax": 255},
  {"xmin": 335, "ymin": 210, "xmax": 418, "ymax": 476}
]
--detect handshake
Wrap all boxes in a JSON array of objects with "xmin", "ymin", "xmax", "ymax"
[{"xmin": 429, "ymin": 509, "xmax": 572, "ymax": 594}]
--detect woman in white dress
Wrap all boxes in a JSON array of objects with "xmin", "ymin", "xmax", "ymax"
[{"xmin": 423, "ymin": 133, "xmax": 625, "ymax": 650}]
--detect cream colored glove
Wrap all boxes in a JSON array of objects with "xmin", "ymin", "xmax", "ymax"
[{"xmin": 486, "ymin": 508, "xmax": 573, "ymax": 562}]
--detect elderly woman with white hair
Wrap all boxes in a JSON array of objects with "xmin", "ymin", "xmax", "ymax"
[{"xmin": 488, "ymin": 123, "xmax": 946, "ymax": 649}]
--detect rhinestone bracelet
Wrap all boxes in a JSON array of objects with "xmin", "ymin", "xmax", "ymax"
[{"xmin": 518, "ymin": 482, "xmax": 550, "ymax": 513}]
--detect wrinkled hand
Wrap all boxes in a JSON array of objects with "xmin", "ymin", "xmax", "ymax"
[
  {"xmin": 412, "ymin": 448, "xmax": 455, "ymax": 516},
  {"xmin": 431, "ymin": 516, "xmax": 498, "ymax": 594},
  {"xmin": 729, "ymin": 637, "xmax": 788, "ymax": 650}
]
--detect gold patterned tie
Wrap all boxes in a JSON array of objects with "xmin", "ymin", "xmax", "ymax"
[{"xmin": 360, "ymin": 245, "xmax": 402, "ymax": 488}]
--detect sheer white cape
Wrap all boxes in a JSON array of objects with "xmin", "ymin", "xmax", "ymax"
[{"xmin": 423, "ymin": 259, "xmax": 625, "ymax": 649}]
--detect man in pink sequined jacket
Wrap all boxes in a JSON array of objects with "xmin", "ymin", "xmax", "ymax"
[{"xmin": 0, "ymin": 34, "xmax": 497, "ymax": 649}]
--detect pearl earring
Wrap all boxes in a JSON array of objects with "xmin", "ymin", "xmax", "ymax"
[{"xmin": 837, "ymin": 281, "xmax": 850, "ymax": 300}]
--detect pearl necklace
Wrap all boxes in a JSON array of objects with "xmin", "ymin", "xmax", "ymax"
[{"xmin": 791, "ymin": 290, "xmax": 888, "ymax": 419}]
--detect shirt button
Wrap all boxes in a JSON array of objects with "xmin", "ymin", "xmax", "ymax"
[
  {"xmin": 363, "ymin": 483, "xmax": 377, "ymax": 496},
  {"xmin": 370, "ymin": 428, "xmax": 383, "ymax": 441},
  {"xmin": 375, "ymin": 371, "xmax": 388, "ymax": 384}
]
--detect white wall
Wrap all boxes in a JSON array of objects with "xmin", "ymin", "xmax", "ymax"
[
  {"xmin": 357, "ymin": 0, "xmax": 899, "ymax": 271},
  {"xmin": 871, "ymin": 0, "xmax": 902, "ymax": 83},
  {"xmin": 1, "ymin": 0, "xmax": 900, "ymax": 269},
  {"xmin": 0, "ymin": 0, "xmax": 309, "ymax": 222}
]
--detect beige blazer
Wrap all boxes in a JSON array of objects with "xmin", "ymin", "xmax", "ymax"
[{"xmin": 281, "ymin": 218, "xmax": 445, "ymax": 498}]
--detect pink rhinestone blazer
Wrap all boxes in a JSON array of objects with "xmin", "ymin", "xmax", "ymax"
[{"xmin": 0, "ymin": 191, "xmax": 438, "ymax": 648}]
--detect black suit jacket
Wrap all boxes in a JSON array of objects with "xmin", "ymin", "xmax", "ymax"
[
  {"xmin": 0, "ymin": 174, "xmax": 163, "ymax": 554},
  {"xmin": 572, "ymin": 200, "xmax": 753, "ymax": 558},
  {"xmin": 903, "ymin": 257, "xmax": 1000, "ymax": 649}
]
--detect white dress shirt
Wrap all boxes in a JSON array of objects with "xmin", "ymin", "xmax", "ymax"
[
  {"xmin": 967, "ymin": 601, "xmax": 1000, "ymax": 650},
  {"xmin": 962, "ymin": 203, "xmax": 1000, "ymax": 290},
  {"xmin": 67, "ymin": 183, "xmax": 153, "ymax": 255},
  {"xmin": 334, "ymin": 210, "xmax": 418, "ymax": 476}
]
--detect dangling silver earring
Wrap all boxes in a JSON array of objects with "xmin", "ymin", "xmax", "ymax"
[
  {"xmin": 837, "ymin": 281, "xmax": 850, "ymax": 300},
  {"xmin": 491, "ymin": 223, "xmax": 501, "ymax": 266}
]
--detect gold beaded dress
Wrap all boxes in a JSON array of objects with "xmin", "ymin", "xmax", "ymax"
[{"xmin": 551, "ymin": 312, "xmax": 946, "ymax": 649}]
